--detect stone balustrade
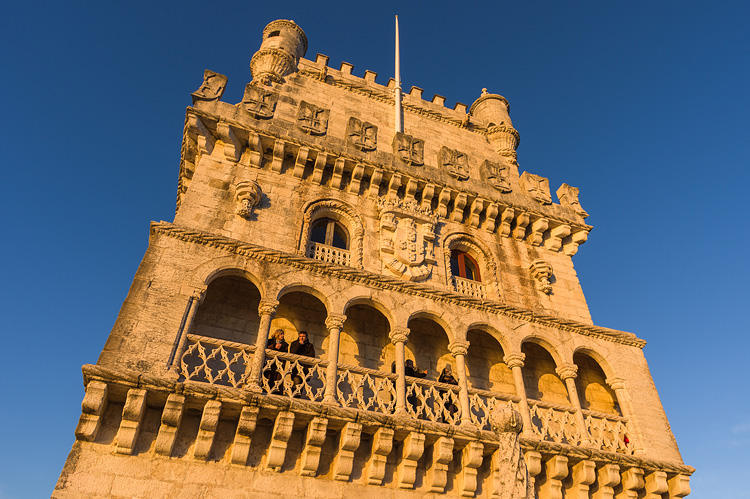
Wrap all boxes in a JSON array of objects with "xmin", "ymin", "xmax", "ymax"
[
  {"xmin": 452, "ymin": 276, "xmax": 487, "ymax": 298},
  {"xmin": 307, "ymin": 241, "xmax": 351, "ymax": 266}
]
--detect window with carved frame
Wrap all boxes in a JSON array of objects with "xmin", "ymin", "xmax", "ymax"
[
  {"xmin": 310, "ymin": 217, "xmax": 349, "ymax": 250},
  {"xmin": 450, "ymin": 249, "xmax": 481, "ymax": 282}
]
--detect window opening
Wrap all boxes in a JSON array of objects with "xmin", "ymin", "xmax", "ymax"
[
  {"xmin": 451, "ymin": 249, "xmax": 480, "ymax": 281},
  {"xmin": 311, "ymin": 218, "xmax": 349, "ymax": 249},
  {"xmin": 268, "ymin": 30, "xmax": 281, "ymax": 37}
]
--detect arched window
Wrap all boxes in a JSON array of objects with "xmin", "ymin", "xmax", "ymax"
[
  {"xmin": 310, "ymin": 217, "xmax": 348, "ymax": 249},
  {"xmin": 450, "ymin": 250, "xmax": 481, "ymax": 282}
]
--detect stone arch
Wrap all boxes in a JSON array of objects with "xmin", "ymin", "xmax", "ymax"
[
  {"xmin": 519, "ymin": 334, "xmax": 565, "ymax": 367},
  {"xmin": 187, "ymin": 255, "xmax": 270, "ymax": 299},
  {"xmin": 573, "ymin": 346, "xmax": 617, "ymax": 381},
  {"xmin": 406, "ymin": 312, "xmax": 454, "ymax": 381},
  {"xmin": 465, "ymin": 322, "xmax": 513, "ymax": 354},
  {"xmin": 271, "ymin": 287, "xmax": 329, "ymax": 361},
  {"xmin": 343, "ymin": 296, "xmax": 395, "ymax": 330},
  {"xmin": 573, "ymin": 348, "xmax": 621, "ymax": 415},
  {"xmin": 275, "ymin": 283, "xmax": 332, "ymax": 316},
  {"xmin": 465, "ymin": 326, "xmax": 515, "ymax": 395},
  {"xmin": 340, "ymin": 300, "xmax": 392, "ymax": 372},
  {"xmin": 299, "ymin": 198, "xmax": 365, "ymax": 268},
  {"xmin": 520, "ymin": 338, "xmax": 570, "ymax": 404},
  {"xmin": 192, "ymin": 274, "xmax": 262, "ymax": 345},
  {"xmin": 442, "ymin": 232, "xmax": 499, "ymax": 297}
]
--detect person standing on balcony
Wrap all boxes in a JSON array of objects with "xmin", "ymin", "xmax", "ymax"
[
  {"xmin": 438, "ymin": 364, "xmax": 459, "ymax": 423},
  {"xmin": 290, "ymin": 331, "xmax": 315, "ymax": 393},
  {"xmin": 405, "ymin": 359, "xmax": 427, "ymax": 416},
  {"xmin": 265, "ymin": 329, "xmax": 288, "ymax": 394}
]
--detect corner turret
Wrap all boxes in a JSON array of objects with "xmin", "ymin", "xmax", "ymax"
[
  {"xmin": 470, "ymin": 89, "xmax": 520, "ymax": 159},
  {"xmin": 250, "ymin": 19, "xmax": 308, "ymax": 85}
]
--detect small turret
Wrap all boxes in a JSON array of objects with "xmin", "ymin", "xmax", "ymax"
[
  {"xmin": 250, "ymin": 19, "xmax": 308, "ymax": 85},
  {"xmin": 470, "ymin": 89, "xmax": 520, "ymax": 158}
]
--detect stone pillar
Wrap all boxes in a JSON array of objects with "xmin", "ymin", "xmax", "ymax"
[
  {"xmin": 556, "ymin": 363, "xmax": 590, "ymax": 445},
  {"xmin": 504, "ymin": 353, "xmax": 534, "ymax": 437},
  {"xmin": 323, "ymin": 313, "xmax": 347, "ymax": 405},
  {"xmin": 449, "ymin": 340, "xmax": 472, "ymax": 426},
  {"xmin": 607, "ymin": 377, "xmax": 645, "ymax": 454},
  {"xmin": 246, "ymin": 299, "xmax": 279, "ymax": 392},
  {"xmin": 170, "ymin": 287, "xmax": 206, "ymax": 375},
  {"xmin": 389, "ymin": 327, "xmax": 410, "ymax": 415}
]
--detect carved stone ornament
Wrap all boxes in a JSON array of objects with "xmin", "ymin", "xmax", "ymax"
[
  {"xmin": 556, "ymin": 183, "xmax": 589, "ymax": 218},
  {"xmin": 378, "ymin": 198, "xmax": 438, "ymax": 282},
  {"xmin": 240, "ymin": 84, "xmax": 278, "ymax": 119},
  {"xmin": 393, "ymin": 132, "xmax": 424, "ymax": 166},
  {"xmin": 346, "ymin": 117, "xmax": 378, "ymax": 151},
  {"xmin": 297, "ymin": 101, "xmax": 329, "ymax": 135},
  {"xmin": 529, "ymin": 259, "xmax": 553, "ymax": 294},
  {"xmin": 489, "ymin": 406, "xmax": 535, "ymax": 499},
  {"xmin": 480, "ymin": 159, "xmax": 511, "ymax": 193},
  {"xmin": 235, "ymin": 180, "xmax": 262, "ymax": 218},
  {"xmin": 438, "ymin": 146, "xmax": 470, "ymax": 181},
  {"xmin": 519, "ymin": 172, "xmax": 552, "ymax": 205},
  {"xmin": 191, "ymin": 70, "xmax": 227, "ymax": 104}
]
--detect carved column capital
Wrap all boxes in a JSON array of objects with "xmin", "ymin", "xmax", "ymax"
[
  {"xmin": 258, "ymin": 299, "xmax": 279, "ymax": 317},
  {"xmin": 606, "ymin": 376, "xmax": 626, "ymax": 391},
  {"xmin": 325, "ymin": 313, "xmax": 347, "ymax": 331},
  {"xmin": 449, "ymin": 341, "xmax": 470, "ymax": 357},
  {"xmin": 504, "ymin": 353, "xmax": 526, "ymax": 369},
  {"xmin": 192, "ymin": 287, "xmax": 207, "ymax": 303},
  {"xmin": 389, "ymin": 327, "xmax": 410, "ymax": 345},
  {"xmin": 555, "ymin": 363, "xmax": 578, "ymax": 380}
]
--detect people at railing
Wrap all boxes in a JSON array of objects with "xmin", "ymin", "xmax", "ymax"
[
  {"xmin": 438, "ymin": 365, "xmax": 459, "ymax": 423},
  {"xmin": 405, "ymin": 359, "xmax": 427, "ymax": 414},
  {"xmin": 289, "ymin": 331, "xmax": 316, "ymax": 393},
  {"xmin": 265, "ymin": 329, "xmax": 288, "ymax": 394}
]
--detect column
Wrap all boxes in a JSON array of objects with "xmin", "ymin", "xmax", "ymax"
[
  {"xmin": 245, "ymin": 299, "xmax": 279, "ymax": 392},
  {"xmin": 556, "ymin": 363, "xmax": 590, "ymax": 445},
  {"xmin": 449, "ymin": 340, "xmax": 472, "ymax": 426},
  {"xmin": 607, "ymin": 377, "xmax": 645, "ymax": 454},
  {"xmin": 170, "ymin": 287, "xmax": 206, "ymax": 375},
  {"xmin": 323, "ymin": 313, "xmax": 347, "ymax": 405},
  {"xmin": 389, "ymin": 327, "xmax": 409, "ymax": 415},
  {"xmin": 504, "ymin": 353, "xmax": 534, "ymax": 437}
]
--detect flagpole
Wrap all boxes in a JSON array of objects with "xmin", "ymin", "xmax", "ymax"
[{"xmin": 395, "ymin": 15, "xmax": 403, "ymax": 133}]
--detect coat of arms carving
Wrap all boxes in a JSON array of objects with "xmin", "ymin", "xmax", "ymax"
[
  {"xmin": 393, "ymin": 132, "xmax": 424, "ymax": 166},
  {"xmin": 297, "ymin": 101, "xmax": 330, "ymax": 135},
  {"xmin": 191, "ymin": 70, "xmax": 227, "ymax": 104},
  {"xmin": 480, "ymin": 159, "xmax": 511, "ymax": 192},
  {"xmin": 378, "ymin": 199, "xmax": 437, "ymax": 282},
  {"xmin": 438, "ymin": 146, "xmax": 470, "ymax": 180},
  {"xmin": 347, "ymin": 117, "xmax": 377, "ymax": 151},
  {"xmin": 240, "ymin": 84, "xmax": 278, "ymax": 119},
  {"xmin": 519, "ymin": 172, "xmax": 552, "ymax": 205},
  {"xmin": 556, "ymin": 183, "xmax": 589, "ymax": 218}
]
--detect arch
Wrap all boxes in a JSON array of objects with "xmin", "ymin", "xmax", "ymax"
[
  {"xmin": 520, "ymin": 334, "xmax": 565, "ymax": 367},
  {"xmin": 573, "ymin": 349, "xmax": 621, "ymax": 415},
  {"xmin": 343, "ymin": 296, "xmax": 395, "ymax": 330},
  {"xmin": 406, "ymin": 314, "xmax": 453, "ymax": 381},
  {"xmin": 573, "ymin": 347, "xmax": 617, "ymax": 381},
  {"xmin": 192, "ymin": 274, "xmax": 262, "ymax": 345},
  {"xmin": 299, "ymin": 198, "xmax": 364, "ymax": 268},
  {"xmin": 340, "ymin": 302, "xmax": 391, "ymax": 371},
  {"xmin": 442, "ymin": 232, "xmax": 498, "ymax": 296},
  {"xmin": 407, "ymin": 310, "xmax": 455, "ymax": 343},
  {"xmin": 272, "ymin": 289, "xmax": 329, "ymax": 361},
  {"xmin": 275, "ymin": 283, "xmax": 332, "ymax": 316},
  {"xmin": 465, "ymin": 322, "xmax": 513, "ymax": 354},
  {"xmin": 187, "ymin": 255, "xmax": 269, "ymax": 299},
  {"xmin": 520, "ymin": 339, "xmax": 570, "ymax": 404},
  {"xmin": 465, "ymin": 327, "xmax": 515, "ymax": 395}
]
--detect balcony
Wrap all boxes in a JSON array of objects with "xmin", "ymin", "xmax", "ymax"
[
  {"xmin": 452, "ymin": 276, "xmax": 486, "ymax": 299},
  {"xmin": 307, "ymin": 241, "xmax": 350, "ymax": 266}
]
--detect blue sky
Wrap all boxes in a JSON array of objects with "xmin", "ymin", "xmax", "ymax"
[{"xmin": 1, "ymin": 1, "xmax": 748, "ymax": 497}]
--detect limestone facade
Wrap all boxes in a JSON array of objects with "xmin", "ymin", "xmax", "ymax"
[{"xmin": 54, "ymin": 19, "xmax": 692, "ymax": 498}]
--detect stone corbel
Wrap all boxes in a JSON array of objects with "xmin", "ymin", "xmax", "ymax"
[
  {"xmin": 387, "ymin": 173, "xmax": 402, "ymax": 201},
  {"xmin": 188, "ymin": 115, "xmax": 215, "ymax": 155},
  {"xmin": 333, "ymin": 422, "xmax": 362, "ymax": 481},
  {"xmin": 420, "ymin": 183, "xmax": 438, "ymax": 211},
  {"xmin": 524, "ymin": 451, "xmax": 543, "ymax": 490},
  {"xmin": 75, "ymin": 380, "xmax": 108, "ymax": 442},
  {"xmin": 499, "ymin": 207, "xmax": 515, "ymax": 237},
  {"xmin": 266, "ymin": 411, "xmax": 295, "ymax": 471},
  {"xmin": 529, "ymin": 259, "xmax": 554, "ymax": 294},
  {"xmin": 619, "ymin": 467, "xmax": 645, "ymax": 499},
  {"xmin": 427, "ymin": 436, "xmax": 454, "ymax": 493},
  {"xmin": 541, "ymin": 455, "xmax": 569, "ymax": 499},
  {"xmin": 300, "ymin": 417, "xmax": 329, "ymax": 476},
  {"xmin": 365, "ymin": 427, "xmax": 394, "ymax": 485},
  {"xmin": 512, "ymin": 212, "xmax": 530, "ymax": 240},
  {"xmin": 668, "ymin": 474, "xmax": 691, "ymax": 498},
  {"xmin": 230, "ymin": 405, "xmax": 259, "ymax": 465},
  {"xmin": 114, "ymin": 388, "xmax": 147, "ymax": 455},
  {"xmin": 194, "ymin": 400, "xmax": 221, "ymax": 460},
  {"xmin": 312, "ymin": 152, "xmax": 328, "ymax": 184},
  {"xmin": 528, "ymin": 217, "xmax": 549, "ymax": 246},
  {"xmin": 235, "ymin": 180, "xmax": 262, "ymax": 219},
  {"xmin": 460, "ymin": 441, "xmax": 484, "ymax": 497},
  {"xmin": 451, "ymin": 192, "xmax": 468, "ymax": 222},
  {"xmin": 557, "ymin": 183, "xmax": 589, "ymax": 218},
  {"xmin": 271, "ymin": 139, "xmax": 285, "ymax": 173},
  {"xmin": 484, "ymin": 202, "xmax": 499, "ymax": 232},
  {"xmin": 216, "ymin": 121, "xmax": 242, "ymax": 162},
  {"xmin": 567, "ymin": 460, "xmax": 596, "ymax": 499},
  {"xmin": 593, "ymin": 463, "xmax": 620, "ymax": 499},
  {"xmin": 437, "ymin": 188, "xmax": 452, "ymax": 218},
  {"xmin": 398, "ymin": 432, "xmax": 425, "ymax": 488},
  {"xmin": 405, "ymin": 178, "xmax": 419, "ymax": 200},
  {"xmin": 154, "ymin": 393, "xmax": 185, "ymax": 457},
  {"xmin": 247, "ymin": 130, "xmax": 263, "ymax": 168},
  {"xmin": 644, "ymin": 471, "xmax": 668, "ymax": 499},
  {"xmin": 546, "ymin": 224, "xmax": 572, "ymax": 251},
  {"xmin": 293, "ymin": 146, "xmax": 310, "ymax": 178},
  {"xmin": 331, "ymin": 158, "xmax": 345, "ymax": 190},
  {"xmin": 563, "ymin": 230, "xmax": 589, "ymax": 256},
  {"xmin": 468, "ymin": 198, "xmax": 486, "ymax": 228},
  {"xmin": 368, "ymin": 168, "xmax": 383, "ymax": 196},
  {"xmin": 349, "ymin": 163, "xmax": 365, "ymax": 193}
]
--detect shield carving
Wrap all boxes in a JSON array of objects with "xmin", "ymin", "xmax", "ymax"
[
  {"xmin": 241, "ymin": 84, "xmax": 278, "ymax": 119},
  {"xmin": 394, "ymin": 218, "xmax": 424, "ymax": 266},
  {"xmin": 438, "ymin": 146, "xmax": 470, "ymax": 180}
]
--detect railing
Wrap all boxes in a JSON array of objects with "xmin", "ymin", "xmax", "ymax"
[
  {"xmin": 178, "ymin": 336, "xmax": 636, "ymax": 454},
  {"xmin": 405, "ymin": 376, "xmax": 462, "ymax": 425},
  {"xmin": 307, "ymin": 241, "xmax": 350, "ymax": 266},
  {"xmin": 528, "ymin": 399, "xmax": 585, "ymax": 446},
  {"xmin": 468, "ymin": 388, "xmax": 518, "ymax": 430},
  {"xmin": 336, "ymin": 364, "xmax": 396, "ymax": 414},
  {"xmin": 584, "ymin": 409, "xmax": 635, "ymax": 455},
  {"xmin": 452, "ymin": 276, "xmax": 486, "ymax": 299}
]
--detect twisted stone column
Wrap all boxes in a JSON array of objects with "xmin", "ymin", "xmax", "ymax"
[
  {"xmin": 245, "ymin": 299, "xmax": 279, "ymax": 392},
  {"xmin": 607, "ymin": 377, "xmax": 645, "ymax": 454},
  {"xmin": 449, "ymin": 340, "xmax": 472, "ymax": 426},
  {"xmin": 170, "ymin": 287, "xmax": 206, "ymax": 375},
  {"xmin": 504, "ymin": 353, "xmax": 534, "ymax": 437},
  {"xmin": 323, "ymin": 313, "xmax": 347, "ymax": 405},
  {"xmin": 389, "ymin": 327, "xmax": 410, "ymax": 415},
  {"xmin": 556, "ymin": 363, "xmax": 591, "ymax": 445}
]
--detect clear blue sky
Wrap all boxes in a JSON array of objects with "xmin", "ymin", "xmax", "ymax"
[{"xmin": 1, "ymin": 1, "xmax": 747, "ymax": 497}]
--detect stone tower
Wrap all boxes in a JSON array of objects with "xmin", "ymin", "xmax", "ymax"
[{"xmin": 54, "ymin": 19, "xmax": 692, "ymax": 498}]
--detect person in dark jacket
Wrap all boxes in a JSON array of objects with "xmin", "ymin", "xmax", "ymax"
[
  {"xmin": 438, "ymin": 364, "xmax": 459, "ymax": 422},
  {"xmin": 289, "ymin": 331, "xmax": 315, "ymax": 392},
  {"xmin": 265, "ymin": 329, "xmax": 288, "ymax": 394},
  {"xmin": 405, "ymin": 359, "xmax": 427, "ymax": 415}
]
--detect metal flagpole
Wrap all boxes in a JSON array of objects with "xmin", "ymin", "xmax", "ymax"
[{"xmin": 395, "ymin": 15, "xmax": 403, "ymax": 133}]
